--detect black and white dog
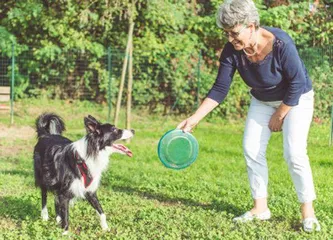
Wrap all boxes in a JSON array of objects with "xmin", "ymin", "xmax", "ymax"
[{"xmin": 33, "ymin": 113, "xmax": 134, "ymax": 234}]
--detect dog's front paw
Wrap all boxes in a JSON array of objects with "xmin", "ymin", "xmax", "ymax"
[
  {"xmin": 62, "ymin": 230, "xmax": 69, "ymax": 236},
  {"xmin": 102, "ymin": 225, "xmax": 110, "ymax": 232},
  {"xmin": 100, "ymin": 213, "xmax": 109, "ymax": 231},
  {"xmin": 41, "ymin": 208, "xmax": 49, "ymax": 221},
  {"xmin": 101, "ymin": 220, "xmax": 109, "ymax": 231},
  {"xmin": 56, "ymin": 216, "xmax": 61, "ymax": 224}
]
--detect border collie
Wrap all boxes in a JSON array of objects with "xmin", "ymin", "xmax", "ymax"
[{"xmin": 33, "ymin": 113, "xmax": 134, "ymax": 234}]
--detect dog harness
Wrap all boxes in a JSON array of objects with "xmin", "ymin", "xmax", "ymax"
[{"xmin": 74, "ymin": 151, "xmax": 93, "ymax": 188}]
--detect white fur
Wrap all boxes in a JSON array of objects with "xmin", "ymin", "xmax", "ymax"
[
  {"xmin": 69, "ymin": 199, "xmax": 76, "ymax": 207},
  {"xmin": 69, "ymin": 137, "xmax": 113, "ymax": 198},
  {"xmin": 121, "ymin": 130, "xmax": 134, "ymax": 140},
  {"xmin": 99, "ymin": 213, "xmax": 109, "ymax": 231},
  {"xmin": 67, "ymin": 130, "xmax": 133, "ymax": 232},
  {"xmin": 69, "ymin": 130, "xmax": 133, "ymax": 198},
  {"xmin": 56, "ymin": 215, "xmax": 61, "ymax": 224},
  {"xmin": 41, "ymin": 207, "xmax": 49, "ymax": 221},
  {"xmin": 49, "ymin": 120, "xmax": 59, "ymax": 135}
]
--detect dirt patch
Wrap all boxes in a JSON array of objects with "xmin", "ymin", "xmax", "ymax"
[
  {"xmin": 0, "ymin": 145, "xmax": 28, "ymax": 157},
  {"xmin": 0, "ymin": 124, "xmax": 35, "ymax": 141},
  {"xmin": 0, "ymin": 124, "xmax": 34, "ymax": 157},
  {"xmin": 0, "ymin": 217, "xmax": 17, "ymax": 230}
]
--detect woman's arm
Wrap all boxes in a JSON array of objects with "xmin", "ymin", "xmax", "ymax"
[
  {"xmin": 280, "ymin": 40, "xmax": 309, "ymax": 106},
  {"xmin": 269, "ymin": 38, "xmax": 309, "ymax": 131},
  {"xmin": 177, "ymin": 43, "xmax": 236, "ymax": 132},
  {"xmin": 177, "ymin": 98, "xmax": 219, "ymax": 132}
]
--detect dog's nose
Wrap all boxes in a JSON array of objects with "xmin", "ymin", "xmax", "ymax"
[{"xmin": 131, "ymin": 129, "xmax": 135, "ymax": 135}]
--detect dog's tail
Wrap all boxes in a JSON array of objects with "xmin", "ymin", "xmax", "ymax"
[{"xmin": 35, "ymin": 113, "xmax": 65, "ymax": 137}]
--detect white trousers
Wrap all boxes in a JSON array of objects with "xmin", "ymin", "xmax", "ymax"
[{"xmin": 243, "ymin": 90, "xmax": 316, "ymax": 203}]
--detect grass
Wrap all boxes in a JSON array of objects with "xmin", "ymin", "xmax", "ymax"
[{"xmin": 0, "ymin": 98, "xmax": 332, "ymax": 239}]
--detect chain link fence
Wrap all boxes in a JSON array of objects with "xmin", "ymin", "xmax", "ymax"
[
  {"xmin": 0, "ymin": 44, "xmax": 332, "ymax": 119},
  {"xmin": 298, "ymin": 46, "xmax": 333, "ymax": 71},
  {"xmin": 0, "ymin": 44, "xmax": 203, "ymax": 116}
]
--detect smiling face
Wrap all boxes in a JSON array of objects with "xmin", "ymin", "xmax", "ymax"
[{"xmin": 224, "ymin": 24, "xmax": 256, "ymax": 50}]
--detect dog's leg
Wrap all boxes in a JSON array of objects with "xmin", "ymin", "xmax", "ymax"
[
  {"xmin": 85, "ymin": 192, "xmax": 109, "ymax": 231},
  {"xmin": 58, "ymin": 194, "xmax": 70, "ymax": 234},
  {"xmin": 54, "ymin": 195, "xmax": 61, "ymax": 224},
  {"xmin": 41, "ymin": 187, "xmax": 49, "ymax": 221}
]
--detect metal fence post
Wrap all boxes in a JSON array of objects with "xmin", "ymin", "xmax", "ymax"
[
  {"xmin": 196, "ymin": 50, "xmax": 202, "ymax": 109},
  {"xmin": 330, "ymin": 105, "xmax": 333, "ymax": 146},
  {"xmin": 107, "ymin": 46, "xmax": 112, "ymax": 122},
  {"xmin": 10, "ymin": 43, "xmax": 15, "ymax": 125}
]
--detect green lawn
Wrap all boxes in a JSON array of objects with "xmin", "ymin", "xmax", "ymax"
[{"xmin": 0, "ymin": 99, "xmax": 332, "ymax": 239}]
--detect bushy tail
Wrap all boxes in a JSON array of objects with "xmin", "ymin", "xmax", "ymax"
[{"xmin": 35, "ymin": 113, "xmax": 65, "ymax": 137}]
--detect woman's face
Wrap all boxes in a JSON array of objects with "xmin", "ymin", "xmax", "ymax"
[{"xmin": 224, "ymin": 24, "xmax": 254, "ymax": 50}]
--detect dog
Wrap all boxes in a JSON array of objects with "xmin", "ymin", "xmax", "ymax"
[{"xmin": 33, "ymin": 113, "xmax": 134, "ymax": 234}]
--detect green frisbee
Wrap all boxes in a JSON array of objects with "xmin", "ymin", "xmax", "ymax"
[{"xmin": 157, "ymin": 129, "xmax": 199, "ymax": 170}]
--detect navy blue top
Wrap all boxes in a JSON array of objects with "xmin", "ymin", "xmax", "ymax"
[{"xmin": 207, "ymin": 27, "xmax": 312, "ymax": 106}]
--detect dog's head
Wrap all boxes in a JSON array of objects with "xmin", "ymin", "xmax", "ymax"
[{"xmin": 84, "ymin": 115, "xmax": 135, "ymax": 158}]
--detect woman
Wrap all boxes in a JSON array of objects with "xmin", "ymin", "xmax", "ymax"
[{"xmin": 177, "ymin": 0, "xmax": 320, "ymax": 232}]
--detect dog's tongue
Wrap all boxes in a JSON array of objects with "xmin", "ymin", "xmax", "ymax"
[{"xmin": 112, "ymin": 144, "xmax": 133, "ymax": 157}]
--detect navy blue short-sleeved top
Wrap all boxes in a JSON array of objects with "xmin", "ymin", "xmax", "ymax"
[{"xmin": 207, "ymin": 27, "xmax": 312, "ymax": 106}]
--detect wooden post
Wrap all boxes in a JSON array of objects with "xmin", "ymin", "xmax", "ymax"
[
  {"xmin": 126, "ymin": 35, "xmax": 133, "ymax": 142},
  {"xmin": 330, "ymin": 105, "xmax": 333, "ymax": 146},
  {"xmin": 107, "ymin": 46, "xmax": 112, "ymax": 122},
  {"xmin": 114, "ymin": 22, "xmax": 134, "ymax": 126}
]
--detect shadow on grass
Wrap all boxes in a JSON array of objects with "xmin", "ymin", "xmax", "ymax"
[
  {"xmin": 318, "ymin": 161, "xmax": 333, "ymax": 167},
  {"xmin": 0, "ymin": 169, "xmax": 33, "ymax": 178},
  {"xmin": 0, "ymin": 196, "xmax": 39, "ymax": 221},
  {"xmin": 111, "ymin": 185, "xmax": 243, "ymax": 216},
  {"xmin": 270, "ymin": 216, "xmax": 303, "ymax": 232},
  {"xmin": 289, "ymin": 218, "xmax": 303, "ymax": 232}
]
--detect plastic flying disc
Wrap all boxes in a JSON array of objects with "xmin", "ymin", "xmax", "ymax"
[{"xmin": 157, "ymin": 129, "xmax": 199, "ymax": 170}]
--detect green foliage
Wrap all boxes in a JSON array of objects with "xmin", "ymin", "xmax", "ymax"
[
  {"xmin": 310, "ymin": 62, "xmax": 333, "ymax": 121},
  {"xmin": 0, "ymin": 27, "xmax": 16, "ymax": 56},
  {"xmin": 0, "ymin": 99, "xmax": 333, "ymax": 239},
  {"xmin": 210, "ymin": 74, "xmax": 251, "ymax": 120},
  {"xmin": 260, "ymin": 2, "xmax": 333, "ymax": 46},
  {"xmin": 299, "ymin": 47, "xmax": 333, "ymax": 120},
  {"xmin": 133, "ymin": 34, "xmax": 202, "ymax": 114},
  {"xmin": 0, "ymin": 0, "xmax": 331, "ymax": 119}
]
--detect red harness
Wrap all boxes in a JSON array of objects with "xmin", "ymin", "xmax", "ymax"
[{"xmin": 74, "ymin": 151, "xmax": 93, "ymax": 188}]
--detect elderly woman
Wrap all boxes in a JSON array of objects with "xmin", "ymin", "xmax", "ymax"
[{"xmin": 177, "ymin": 0, "xmax": 320, "ymax": 232}]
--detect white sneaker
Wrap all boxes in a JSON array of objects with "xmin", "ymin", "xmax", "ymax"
[
  {"xmin": 302, "ymin": 218, "xmax": 321, "ymax": 232},
  {"xmin": 233, "ymin": 209, "xmax": 271, "ymax": 222}
]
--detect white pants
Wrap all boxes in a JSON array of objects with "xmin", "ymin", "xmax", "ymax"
[{"xmin": 243, "ymin": 90, "xmax": 316, "ymax": 203}]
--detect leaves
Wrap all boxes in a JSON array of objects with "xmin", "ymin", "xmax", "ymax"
[{"xmin": 0, "ymin": 0, "xmax": 331, "ymax": 119}]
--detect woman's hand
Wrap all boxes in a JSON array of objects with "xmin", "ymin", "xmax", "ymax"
[
  {"xmin": 269, "ymin": 103, "xmax": 292, "ymax": 132},
  {"xmin": 268, "ymin": 111, "xmax": 284, "ymax": 132},
  {"xmin": 177, "ymin": 116, "xmax": 200, "ymax": 132},
  {"xmin": 176, "ymin": 98, "xmax": 219, "ymax": 132}
]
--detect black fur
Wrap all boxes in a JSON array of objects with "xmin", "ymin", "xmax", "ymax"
[
  {"xmin": 36, "ymin": 112, "xmax": 65, "ymax": 136},
  {"xmin": 84, "ymin": 115, "xmax": 123, "ymax": 158},
  {"xmin": 33, "ymin": 112, "xmax": 134, "ymax": 232}
]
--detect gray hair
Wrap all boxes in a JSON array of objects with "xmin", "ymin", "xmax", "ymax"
[{"xmin": 216, "ymin": 0, "xmax": 260, "ymax": 29}]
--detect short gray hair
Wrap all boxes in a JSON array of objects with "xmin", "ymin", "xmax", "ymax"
[{"xmin": 216, "ymin": 0, "xmax": 260, "ymax": 29}]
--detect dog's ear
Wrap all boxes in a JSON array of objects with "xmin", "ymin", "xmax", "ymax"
[
  {"xmin": 84, "ymin": 116, "xmax": 100, "ymax": 134},
  {"xmin": 87, "ymin": 115, "xmax": 100, "ymax": 123}
]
